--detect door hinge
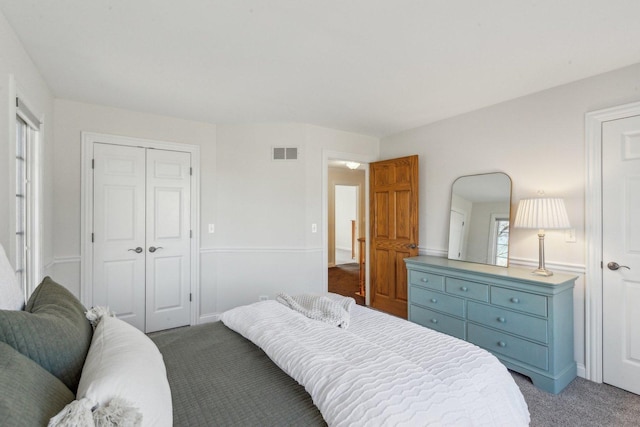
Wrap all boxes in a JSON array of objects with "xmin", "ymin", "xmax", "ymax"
[
  {"xmin": 190, "ymin": 167, "xmax": 192, "ymax": 176},
  {"xmin": 600, "ymin": 261, "xmax": 603, "ymax": 269},
  {"xmin": 91, "ymin": 233, "xmax": 94, "ymax": 243},
  {"xmin": 189, "ymin": 293, "xmax": 192, "ymax": 302},
  {"xmin": 190, "ymin": 230, "xmax": 192, "ymax": 238},
  {"xmin": 91, "ymin": 159, "xmax": 95, "ymax": 169}
]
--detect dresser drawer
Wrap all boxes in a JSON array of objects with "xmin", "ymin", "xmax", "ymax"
[
  {"xmin": 446, "ymin": 278, "xmax": 489, "ymax": 302},
  {"xmin": 410, "ymin": 305, "xmax": 465, "ymax": 340},
  {"xmin": 491, "ymin": 287, "xmax": 547, "ymax": 317},
  {"xmin": 467, "ymin": 323, "xmax": 549, "ymax": 370},
  {"xmin": 467, "ymin": 301, "xmax": 548, "ymax": 343},
  {"xmin": 409, "ymin": 271, "xmax": 445, "ymax": 291},
  {"xmin": 410, "ymin": 286, "xmax": 464, "ymax": 317}
]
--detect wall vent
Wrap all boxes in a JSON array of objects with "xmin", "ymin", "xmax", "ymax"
[{"xmin": 272, "ymin": 147, "xmax": 298, "ymax": 161}]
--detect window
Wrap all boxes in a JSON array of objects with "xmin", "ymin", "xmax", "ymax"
[
  {"xmin": 493, "ymin": 219, "xmax": 510, "ymax": 266},
  {"xmin": 15, "ymin": 97, "xmax": 41, "ymax": 298},
  {"xmin": 488, "ymin": 213, "xmax": 510, "ymax": 267}
]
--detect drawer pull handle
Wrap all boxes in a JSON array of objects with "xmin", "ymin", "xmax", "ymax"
[
  {"xmin": 421, "ymin": 277, "xmax": 429, "ymax": 283},
  {"xmin": 497, "ymin": 341, "xmax": 507, "ymax": 348},
  {"xmin": 510, "ymin": 297, "xmax": 520, "ymax": 304},
  {"xmin": 460, "ymin": 286, "xmax": 468, "ymax": 292},
  {"xmin": 430, "ymin": 318, "xmax": 438, "ymax": 324},
  {"xmin": 430, "ymin": 298, "xmax": 438, "ymax": 303},
  {"xmin": 497, "ymin": 317, "xmax": 506, "ymax": 323}
]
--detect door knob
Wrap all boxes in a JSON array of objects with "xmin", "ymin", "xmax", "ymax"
[
  {"xmin": 408, "ymin": 244, "xmax": 417, "ymax": 249},
  {"xmin": 149, "ymin": 246, "xmax": 163, "ymax": 253},
  {"xmin": 607, "ymin": 262, "xmax": 630, "ymax": 271},
  {"xmin": 128, "ymin": 247, "xmax": 143, "ymax": 253}
]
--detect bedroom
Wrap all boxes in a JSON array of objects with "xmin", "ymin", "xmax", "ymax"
[{"xmin": 1, "ymin": 0, "xmax": 639, "ymax": 425}]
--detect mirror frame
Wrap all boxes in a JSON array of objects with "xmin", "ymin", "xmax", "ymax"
[{"xmin": 447, "ymin": 172, "xmax": 512, "ymax": 267}]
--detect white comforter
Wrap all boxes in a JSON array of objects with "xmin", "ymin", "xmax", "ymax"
[{"xmin": 221, "ymin": 299, "xmax": 530, "ymax": 427}]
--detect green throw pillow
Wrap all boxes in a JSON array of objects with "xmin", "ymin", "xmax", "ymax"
[
  {"xmin": 0, "ymin": 276, "xmax": 93, "ymax": 392},
  {"xmin": 0, "ymin": 341, "xmax": 75, "ymax": 426}
]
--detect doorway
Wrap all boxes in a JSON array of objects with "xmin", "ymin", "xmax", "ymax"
[
  {"xmin": 585, "ymin": 101, "xmax": 640, "ymax": 393},
  {"xmin": 327, "ymin": 161, "xmax": 366, "ymax": 305}
]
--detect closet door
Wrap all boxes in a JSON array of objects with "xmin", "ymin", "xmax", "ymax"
[
  {"xmin": 92, "ymin": 143, "xmax": 191, "ymax": 332},
  {"xmin": 145, "ymin": 149, "xmax": 192, "ymax": 333},
  {"xmin": 93, "ymin": 143, "xmax": 147, "ymax": 330}
]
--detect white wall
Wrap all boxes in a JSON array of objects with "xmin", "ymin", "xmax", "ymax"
[
  {"xmin": 52, "ymin": 103, "xmax": 378, "ymax": 318},
  {"xmin": 212, "ymin": 124, "xmax": 378, "ymax": 313},
  {"xmin": 379, "ymin": 62, "xmax": 640, "ymax": 376},
  {"xmin": 0, "ymin": 11, "xmax": 54, "ymax": 277},
  {"xmin": 335, "ymin": 185, "xmax": 357, "ymax": 251}
]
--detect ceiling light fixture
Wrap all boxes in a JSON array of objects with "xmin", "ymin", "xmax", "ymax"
[{"xmin": 345, "ymin": 162, "xmax": 360, "ymax": 170}]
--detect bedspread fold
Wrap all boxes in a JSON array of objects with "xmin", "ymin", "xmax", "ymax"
[{"xmin": 275, "ymin": 293, "xmax": 353, "ymax": 328}]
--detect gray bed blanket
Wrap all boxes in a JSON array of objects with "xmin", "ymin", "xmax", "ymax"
[{"xmin": 150, "ymin": 322, "xmax": 326, "ymax": 427}]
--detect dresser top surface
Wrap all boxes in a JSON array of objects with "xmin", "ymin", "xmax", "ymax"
[{"xmin": 405, "ymin": 255, "xmax": 578, "ymax": 286}]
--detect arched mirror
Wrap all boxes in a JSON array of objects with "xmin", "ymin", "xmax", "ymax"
[{"xmin": 447, "ymin": 172, "xmax": 512, "ymax": 266}]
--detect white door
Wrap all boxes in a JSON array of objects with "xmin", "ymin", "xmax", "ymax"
[
  {"xmin": 448, "ymin": 209, "xmax": 465, "ymax": 260},
  {"xmin": 602, "ymin": 115, "xmax": 640, "ymax": 394},
  {"xmin": 145, "ymin": 149, "xmax": 192, "ymax": 333},
  {"xmin": 93, "ymin": 143, "xmax": 191, "ymax": 332},
  {"xmin": 93, "ymin": 143, "xmax": 147, "ymax": 330}
]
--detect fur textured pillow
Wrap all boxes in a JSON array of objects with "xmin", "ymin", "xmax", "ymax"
[
  {"xmin": 77, "ymin": 315, "xmax": 172, "ymax": 427},
  {"xmin": 0, "ymin": 277, "xmax": 93, "ymax": 392}
]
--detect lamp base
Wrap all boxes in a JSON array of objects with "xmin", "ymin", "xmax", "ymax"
[{"xmin": 531, "ymin": 268, "xmax": 553, "ymax": 277}]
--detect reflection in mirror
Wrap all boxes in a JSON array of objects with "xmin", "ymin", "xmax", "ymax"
[{"xmin": 448, "ymin": 172, "xmax": 512, "ymax": 267}]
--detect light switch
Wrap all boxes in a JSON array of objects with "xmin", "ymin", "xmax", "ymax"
[
  {"xmin": 208, "ymin": 224, "xmax": 215, "ymax": 233},
  {"xmin": 311, "ymin": 223, "xmax": 317, "ymax": 233},
  {"xmin": 565, "ymin": 228, "xmax": 576, "ymax": 243}
]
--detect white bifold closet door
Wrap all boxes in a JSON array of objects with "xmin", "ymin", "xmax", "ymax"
[{"xmin": 92, "ymin": 142, "xmax": 191, "ymax": 333}]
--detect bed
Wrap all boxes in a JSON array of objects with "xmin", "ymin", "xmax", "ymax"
[{"xmin": 0, "ymin": 276, "xmax": 530, "ymax": 426}]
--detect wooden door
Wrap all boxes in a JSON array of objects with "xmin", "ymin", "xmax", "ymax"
[
  {"xmin": 602, "ymin": 115, "xmax": 640, "ymax": 394},
  {"xmin": 93, "ymin": 143, "xmax": 147, "ymax": 330},
  {"xmin": 370, "ymin": 155, "xmax": 419, "ymax": 318},
  {"xmin": 145, "ymin": 149, "xmax": 192, "ymax": 333}
]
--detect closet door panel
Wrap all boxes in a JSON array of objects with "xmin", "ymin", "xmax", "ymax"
[
  {"xmin": 145, "ymin": 149, "xmax": 192, "ymax": 333},
  {"xmin": 93, "ymin": 143, "xmax": 146, "ymax": 330}
]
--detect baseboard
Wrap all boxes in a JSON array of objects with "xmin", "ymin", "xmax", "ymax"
[
  {"xmin": 577, "ymin": 363, "xmax": 586, "ymax": 379},
  {"xmin": 198, "ymin": 313, "xmax": 220, "ymax": 324}
]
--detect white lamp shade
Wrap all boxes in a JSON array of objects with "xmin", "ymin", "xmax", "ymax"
[{"xmin": 514, "ymin": 198, "xmax": 571, "ymax": 230}]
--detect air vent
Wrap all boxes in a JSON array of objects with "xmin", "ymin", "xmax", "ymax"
[{"xmin": 272, "ymin": 147, "xmax": 298, "ymax": 161}]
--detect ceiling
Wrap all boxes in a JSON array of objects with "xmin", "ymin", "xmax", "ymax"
[{"xmin": 2, "ymin": 1, "xmax": 640, "ymax": 138}]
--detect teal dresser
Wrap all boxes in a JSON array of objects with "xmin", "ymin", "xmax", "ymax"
[{"xmin": 405, "ymin": 255, "xmax": 577, "ymax": 394}]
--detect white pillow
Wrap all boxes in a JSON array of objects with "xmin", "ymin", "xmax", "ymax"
[
  {"xmin": 77, "ymin": 316, "xmax": 172, "ymax": 427},
  {"xmin": 0, "ymin": 243, "xmax": 24, "ymax": 310}
]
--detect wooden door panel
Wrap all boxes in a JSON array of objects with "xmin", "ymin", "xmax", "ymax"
[
  {"xmin": 395, "ymin": 163, "xmax": 412, "ymax": 184},
  {"xmin": 370, "ymin": 155, "xmax": 418, "ymax": 318},
  {"xmin": 374, "ymin": 249, "xmax": 390, "ymax": 296},
  {"xmin": 374, "ymin": 192, "xmax": 390, "ymax": 238},
  {"xmin": 374, "ymin": 165, "xmax": 392, "ymax": 186},
  {"xmin": 394, "ymin": 252, "xmax": 409, "ymax": 302},
  {"xmin": 395, "ymin": 190, "xmax": 411, "ymax": 239}
]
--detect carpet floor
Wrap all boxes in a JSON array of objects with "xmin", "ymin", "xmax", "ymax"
[{"xmin": 512, "ymin": 371, "xmax": 640, "ymax": 426}]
